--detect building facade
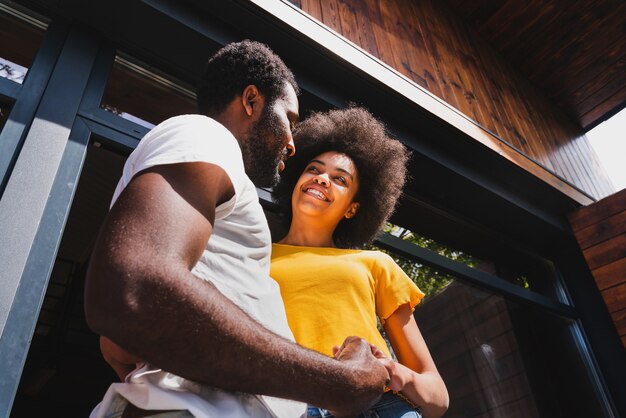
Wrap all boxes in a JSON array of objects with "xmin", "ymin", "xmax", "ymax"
[{"xmin": 0, "ymin": 0, "xmax": 624, "ymax": 417}]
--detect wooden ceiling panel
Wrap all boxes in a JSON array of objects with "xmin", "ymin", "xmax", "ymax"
[{"xmin": 444, "ymin": 0, "xmax": 626, "ymax": 130}]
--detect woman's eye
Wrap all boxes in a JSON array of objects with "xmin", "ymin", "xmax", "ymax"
[{"xmin": 336, "ymin": 177, "xmax": 346, "ymax": 184}]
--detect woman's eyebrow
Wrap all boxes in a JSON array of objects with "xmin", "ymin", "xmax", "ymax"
[{"xmin": 336, "ymin": 168, "xmax": 354, "ymax": 180}]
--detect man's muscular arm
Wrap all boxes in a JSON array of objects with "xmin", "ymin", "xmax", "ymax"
[{"xmin": 85, "ymin": 162, "xmax": 388, "ymax": 415}]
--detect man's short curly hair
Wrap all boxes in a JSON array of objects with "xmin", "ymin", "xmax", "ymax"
[
  {"xmin": 273, "ymin": 107, "xmax": 410, "ymax": 248},
  {"xmin": 197, "ymin": 40, "xmax": 300, "ymax": 115}
]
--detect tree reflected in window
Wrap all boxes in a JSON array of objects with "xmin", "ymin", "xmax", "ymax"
[
  {"xmin": 369, "ymin": 223, "xmax": 479, "ymax": 299},
  {"xmin": 0, "ymin": 59, "xmax": 27, "ymax": 84}
]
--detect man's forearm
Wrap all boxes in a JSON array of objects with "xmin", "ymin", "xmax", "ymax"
[{"xmin": 86, "ymin": 264, "xmax": 384, "ymax": 411}]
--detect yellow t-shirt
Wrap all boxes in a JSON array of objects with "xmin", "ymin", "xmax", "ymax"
[{"xmin": 271, "ymin": 243, "xmax": 425, "ymax": 357}]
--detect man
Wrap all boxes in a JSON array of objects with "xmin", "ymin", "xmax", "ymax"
[{"xmin": 85, "ymin": 40, "xmax": 389, "ymax": 418}]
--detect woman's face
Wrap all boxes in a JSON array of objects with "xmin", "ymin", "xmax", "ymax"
[{"xmin": 291, "ymin": 151, "xmax": 360, "ymax": 227}]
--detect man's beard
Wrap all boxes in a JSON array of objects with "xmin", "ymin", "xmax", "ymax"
[{"xmin": 240, "ymin": 106, "xmax": 285, "ymax": 188}]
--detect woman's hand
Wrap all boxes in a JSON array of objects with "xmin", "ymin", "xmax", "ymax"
[
  {"xmin": 332, "ymin": 342, "xmax": 404, "ymax": 392},
  {"xmin": 100, "ymin": 336, "xmax": 143, "ymax": 381},
  {"xmin": 368, "ymin": 344, "xmax": 405, "ymax": 392}
]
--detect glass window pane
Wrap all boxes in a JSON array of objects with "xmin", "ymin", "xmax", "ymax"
[
  {"xmin": 383, "ymin": 222, "xmax": 563, "ymax": 300},
  {"xmin": 100, "ymin": 55, "xmax": 197, "ymax": 129},
  {"xmin": 1, "ymin": 98, "xmax": 12, "ymax": 129},
  {"xmin": 0, "ymin": 5, "xmax": 47, "ymax": 84},
  {"xmin": 414, "ymin": 278, "xmax": 606, "ymax": 417}
]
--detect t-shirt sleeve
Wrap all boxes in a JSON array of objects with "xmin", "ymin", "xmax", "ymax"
[
  {"xmin": 373, "ymin": 251, "xmax": 425, "ymax": 323},
  {"xmin": 112, "ymin": 115, "xmax": 245, "ymax": 212},
  {"xmin": 132, "ymin": 115, "xmax": 244, "ymax": 187}
]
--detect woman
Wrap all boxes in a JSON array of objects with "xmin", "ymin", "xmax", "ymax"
[{"xmin": 271, "ymin": 107, "xmax": 448, "ymax": 418}]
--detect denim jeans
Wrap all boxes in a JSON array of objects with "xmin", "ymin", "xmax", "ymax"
[{"xmin": 307, "ymin": 391, "xmax": 422, "ymax": 418}]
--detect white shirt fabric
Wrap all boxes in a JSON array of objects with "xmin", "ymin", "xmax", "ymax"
[{"xmin": 90, "ymin": 115, "xmax": 306, "ymax": 418}]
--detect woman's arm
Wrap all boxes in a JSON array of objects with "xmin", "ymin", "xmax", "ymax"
[
  {"xmin": 383, "ymin": 303, "xmax": 449, "ymax": 418},
  {"xmin": 100, "ymin": 336, "xmax": 142, "ymax": 381}
]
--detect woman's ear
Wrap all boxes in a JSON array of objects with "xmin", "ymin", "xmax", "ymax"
[{"xmin": 344, "ymin": 202, "xmax": 360, "ymax": 219}]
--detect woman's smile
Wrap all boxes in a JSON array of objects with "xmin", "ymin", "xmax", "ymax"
[{"xmin": 303, "ymin": 184, "xmax": 330, "ymax": 202}]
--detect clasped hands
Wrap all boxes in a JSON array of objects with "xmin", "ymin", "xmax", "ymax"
[{"xmin": 332, "ymin": 337, "xmax": 403, "ymax": 392}]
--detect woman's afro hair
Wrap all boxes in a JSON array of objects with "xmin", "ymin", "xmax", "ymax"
[
  {"xmin": 273, "ymin": 106, "xmax": 410, "ymax": 248},
  {"xmin": 197, "ymin": 40, "xmax": 299, "ymax": 116}
]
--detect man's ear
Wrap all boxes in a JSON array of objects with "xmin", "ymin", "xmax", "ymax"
[
  {"xmin": 242, "ymin": 85, "xmax": 263, "ymax": 117},
  {"xmin": 344, "ymin": 202, "xmax": 360, "ymax": 219}
]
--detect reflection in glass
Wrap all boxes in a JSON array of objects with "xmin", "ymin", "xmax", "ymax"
[
  {"xmin": 380, "ymin": 222, "xmax": 561, "ymax": 299},
  {"xmin": 0, "ymin": 58, "xmax": 28, "ymax": 84},
  {"xmin": 101, "ymin": 56, "xmax": 197, "ymax": 129},
  {"xmin": 0, "ymin": 5, "xmax": 47, "ymax": 84},
  {"xmin": 414, "ymin": 280, "xmax": 605, "ymax": 417},
  {"xmin": 370, "ymin": 223, "xmax": 478, "ymax": 299},
  {"xmin": 0, "ymin": 98, "xmax": 12, "ymax": 129}
]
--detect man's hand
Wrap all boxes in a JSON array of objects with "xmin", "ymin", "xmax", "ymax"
[
  {"xmin": 328, "ymin": 336, "xmax": 390, "ymax": 418},
  {"xmin": 334, "ymin": 339, "xmax": 404, "ymax": 391}
]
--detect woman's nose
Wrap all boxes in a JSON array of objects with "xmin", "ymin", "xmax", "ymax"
[{"xmin": 313, "ymin": 175, "xmax": 329, "ymax": 187}]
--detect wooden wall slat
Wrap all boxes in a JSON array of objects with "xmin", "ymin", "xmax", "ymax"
[
  {"xmin": 288, "ymin": 0, "xmax": 615, "ymax": 200},
  {"xmin": 610, "ymin": 309, "xmax": 626, "ymax": 336},
  {"xmin": 556, "ymin": 10, "xmax": 626, "ymax": 104},
  {"xmin": 580, "ymin": 83, "xmax": 626, "ymax": 130},
  {"xmin": 300, "ymin": 0, "xmax": 322, "ymax": 20},
  {"xmin": 404, "ymin": 1, "xmax": 461, "ymax": 110},
  {"xmin": 568, "ymin": 188, "xmax": 626, "ymax": 231},
  {"xmin": 574, "ymin": 210, "xmax": 626, "ymax": 250},
  {"xmin": 321, "ymin": 0, "xmax": 342, "ymax": 35},
  {"xmin": 351, "ymin": 2, "xmax": 381, "ymax": 59},
  {"xmin": 335, "ymin": 1, "xmax": 358, "ymax": 44},
  {"xmin": 402, "ymin": 1, "xmax": 444, "ymax": 97},
  {"xmin": 576, "ymin": 61, "xmax": 626, "ymax": 120},
  {"xmin": 569, "ymin": 190, "xmax": 626, "ymax": 347},
  {"xmin": 387, "ymin": 0, "xmax": 438, "ymax": 93},
  {"xmin": 571, "ymin": 54, "xmax": 626, "ymax": 111},
  {"xmin": 592, "ymin": 258, "xmax": 626, "ymax": 292},
  {"xmin": 601, "ymin": 284, "xmax": 626, "ymax": 314},
  {"xmin": 582, "ymin": 234, "xmax": 626, "ymax": 271}
]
